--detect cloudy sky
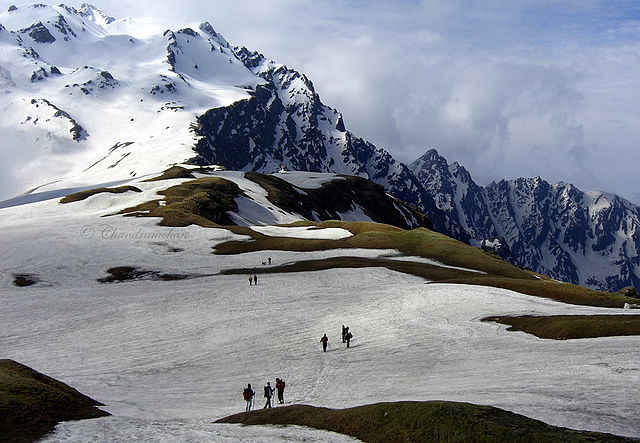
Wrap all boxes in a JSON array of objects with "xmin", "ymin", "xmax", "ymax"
[{"xmin": 3, "ymin": 0, "xmax": 640, "ymax": 200}]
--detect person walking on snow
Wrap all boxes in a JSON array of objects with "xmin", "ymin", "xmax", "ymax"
[
  {"xmin": 248, "ymin": 275, "xmax": 252, "ymax": 286},
  {"xmin": 320, "ymin": 333, "xmax": 329, "ymax": 352},
  {"xmin": 276, "ymin": 378, "xmax": 286, "ymax": 404},
  {"xmin": 243, "ymin": 383, "xmax": 255, "ymax": 412},
  {"xmin": 263, "ymin": 382, "xmax": 274, "ymax": 408},
  {"xmin": 253, "ymin": 274, "xmax": 258, "ymax": 285},
  {"xmin": 341, "ymin": 325, "xmax": 346, "ymax": 343},
  {"xmin": 345, "ymin": 330, "xmax": 353, "ymax": 348}
]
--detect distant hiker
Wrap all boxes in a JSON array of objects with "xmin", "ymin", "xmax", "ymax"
[
  {"xmin": 248, "ymin": 275, "xmax": 252, "ymax": 286},
  {"xmin": 344, "ymin": 326, "xmax": 349, "ymax": 341},
  {"xmin": 345, "ymin": 331, "xmax": 353, "ymax": 348},
  {"xmin": 263, "ymin": 382, "xmax": 274, "ymax": 408},
  {"xmin": 276, "ymin": 378, "xmax": 286, "ymax": 404},
  {"xmin": 268, "ymin": 257, "xmax": 272, "ymax": 265},
  {"xmin": 243, "ymin": 383, "xmax": 255, "ymax": 412},
  {"xmin": 253, "ymin": 274, "xmax": 258, "ymax": 285},
  {"xmin": 320, "ymin": 333, "xmax": 328, "ymax": 352},
  {"xmin": 341, "ymin": 324, "xmax": 346, "ymax": 343}
]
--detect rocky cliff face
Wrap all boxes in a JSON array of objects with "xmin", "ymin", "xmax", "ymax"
[
  {"xmin": 409, "ymin": 149, "xmax": 640, "ymax": 291},
  {"xmin": 191, "ymin": 48, "xmax": 454, "ymax": 235}
]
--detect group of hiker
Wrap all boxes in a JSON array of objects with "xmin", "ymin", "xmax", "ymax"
[
  {"xmin": 243, "ymin": 378, "xmax": 286, "ymax": 411},
  {"xmin": 320, "ymin": 325, "xmax": 354, "ymax": 352},
  {"xmin": 248, "ymin": 258, "xmax": 275, "ymax": 285}
]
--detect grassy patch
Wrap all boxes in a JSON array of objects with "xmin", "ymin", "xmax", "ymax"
[
  {"xmin": 483, "ymin": 315, "xmax": 640, "ymax": 340},
  {"xmin": 245, "ymin": 173, "xmax": 433, "ymax": 230},
  {"xmin": 0, "ymin": 359, "xmax": 109, "ymax": 443},
  {"xmin": 221, "ymin": 256, "xmax": 478, "ymax": 281},
  {"xmin": 215, "ymin": 401, "xmax": 634, "ymax": 442},
  {"xmin": 215, "ymin": 222, "xmax": 637, "ymax": 308},
  {"xmin": 118, "ymin": 177, "xmax": 243, "ymax": 227},
  {"xmin": 142, "ymin": 166, "xmax": 195, "ymax": 182},
  {"xmin": 59, "ymin": 185, "xmax": 142, "ymax": 204},
  {"xmin": 217, "ymin": 225, "xmax": 527, "ymax": 278}
]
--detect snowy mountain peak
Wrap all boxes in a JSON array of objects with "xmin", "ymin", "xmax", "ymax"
[{"xmin": 77, "ymin": 3, "xmax": 116, "ymax": 26}]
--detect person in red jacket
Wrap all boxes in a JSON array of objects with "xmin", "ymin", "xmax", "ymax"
[
  {"xmin": 276, "ymin": 378, "xmax": 286, "ymax": 404},
  {"xmin": 320, "ymin": 333, "xmax": 328, "ymax": 352}
]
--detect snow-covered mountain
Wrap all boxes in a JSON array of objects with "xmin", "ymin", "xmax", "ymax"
[
  {"xmin": 409, "ymin": 149, "xmax": 640, "ymax": 292},
  {"xmin": 0, "ymin": 3, "xmax": 259, "ymax": 190},
  {"xmin": 2, "ymin": 3, "xmax": 638, "ymax": 293}
]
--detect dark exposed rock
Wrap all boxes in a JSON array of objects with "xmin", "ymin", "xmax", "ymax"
[
  {"xmin": 8, "ymin": 5, "xmax": 17, "ymax": 12},
  {"xmin": 199, "ymin": 21, "xmax": 217, "ymax": 37},
  {"xmin": 178, "ymin": 27, "xmax": 198, "ymax": 37},
  {"xmin": 20, "ymin": 22, "xmax": 56, "ymax": 43},
  {"xmin": 33, "ymin": 98, "xmax": 88, "ymax": 141},
  {"xmin": 335, "ymin": 113, "xmax": 346, "ymax": 132},
  {"xmin": 13, "ymin": 273, "xmax": 39, "ymax": 287},
  {"xmin": 50, "ymin": 65, "xmax": 62, "ymax": 75},
  {"xmin": 53, "ymin": 14, "xmax": 77, "ymax": 38},
  {"xmin": 30, "ymin": 67, "xmax": 49, "ymax": 82},
  {"xmin": 22, "ymin": 47, "xmax": 40, "ymax": 59}
]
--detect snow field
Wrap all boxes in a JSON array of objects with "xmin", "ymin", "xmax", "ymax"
[
  {"xmin": 0, "ymin": 174, "xmax": 639, "ymax": 440},
  {"xmin": 250, "ymin": 225, "xmax": 353, "ymax": 240}
]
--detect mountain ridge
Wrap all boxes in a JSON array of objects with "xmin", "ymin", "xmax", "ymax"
[{"xmin": 2, "ymin": 3, "xmax": 639, "ymax": 292}]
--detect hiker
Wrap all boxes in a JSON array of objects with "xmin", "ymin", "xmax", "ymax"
[
  {"xmin": 243, "ymin": 383, "xmax": 255, "ymax": 412},
  {"xmin": 344, "ymin": 326, "xmax": 349, "ymax": 342},
  {"xmin": 248, "ymin": 275, "xmax": 252, "ymax": 286},
  {"xmin": 276, "ymin": 378, "xmax": 286, "ymax": 404},
  {"xmin": 253, "ymin": 274, "xmax": 258, "ymax": 285},
  {"xmin": 341, "ymin": 324, "xmax": 346, "ymax": 343},
  {"xmin": 263, "ymin": 382, "xmax": 274, "ymax": 408},
  {"xmin": 320, "ymin": 333, "xmax": 328, "ymax": 352},
  {"xmin": 268, "ymin": 257, "xmax": 272, "ymax": 265},
  {"xmin": 345, "ymin": 330, "xmax": 353, "ymax": 348}
]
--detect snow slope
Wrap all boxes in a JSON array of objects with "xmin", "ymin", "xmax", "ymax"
[
  {"xmin": 0, "ymin": 171, "xmax": 639, "ymax": 440},
  {"xmin": 0, "ymin": 3, "xmax": 260, "ymax": 196}
]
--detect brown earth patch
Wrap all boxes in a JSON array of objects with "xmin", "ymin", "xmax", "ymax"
[
  {"xmin": 12, "ymin": 274, "xmax": 39, "ymax": 287},
  {"xmin": 97, "ymin": 266, "xmax": 196, "ymax": 283}
]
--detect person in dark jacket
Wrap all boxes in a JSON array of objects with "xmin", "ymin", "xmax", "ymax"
[
  {"xmin": 320, "ymin": 333, "xmax": 328, "ymax": 352},
  {"xmin": 263, "ymin": 381, "xmax": 274, "ymax": 408},
  {"xmin": 345, "ymin": 330, "xmax": 353, "ymax": 348},
  {"xmin": 243, "ymin": 383, "xmax": 255, "ymax": 412},
  {"xmin": 276, "ymin": 378, "xmax": 286, "ymax": 404},
  {"xmin": 253, "ymin": 274, "xmax": 258, "ymax": 285},
  {"xmin": 341, "ymin": 324, "xmax": 346, "ymax": 343}
]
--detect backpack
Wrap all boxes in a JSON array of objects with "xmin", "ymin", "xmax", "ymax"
[
  {"xmin": 264, "ymin": 386, "xmax": 271, "ymax": 397},
  {"xmin": 243, "ymin": 388, "xmax": 251, "ymax": 401}
]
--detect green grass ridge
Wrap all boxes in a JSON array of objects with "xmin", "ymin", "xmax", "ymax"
[
  {"xmin": 483, "ymin": 315, "xmax": 640, "ymax": 340},
  {"xmin": 215, "ymin": 401, "xmax": 637, "ymax": 442},
  {"xmin": 59, "ymin": 185, "xmax": 142, "ymax": 204},
  {"xmin": 0, "ymin": 360, "xmax": 109, "ymax": 443}
]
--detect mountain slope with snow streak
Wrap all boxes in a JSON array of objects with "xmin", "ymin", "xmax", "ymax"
[
  {"xmin": 0, "ymin": 3, "xmax": 259, "ymax": 194},
  {"xmin": 409, "ymin": 149, "xmax": 640, "ymax": 293}
]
